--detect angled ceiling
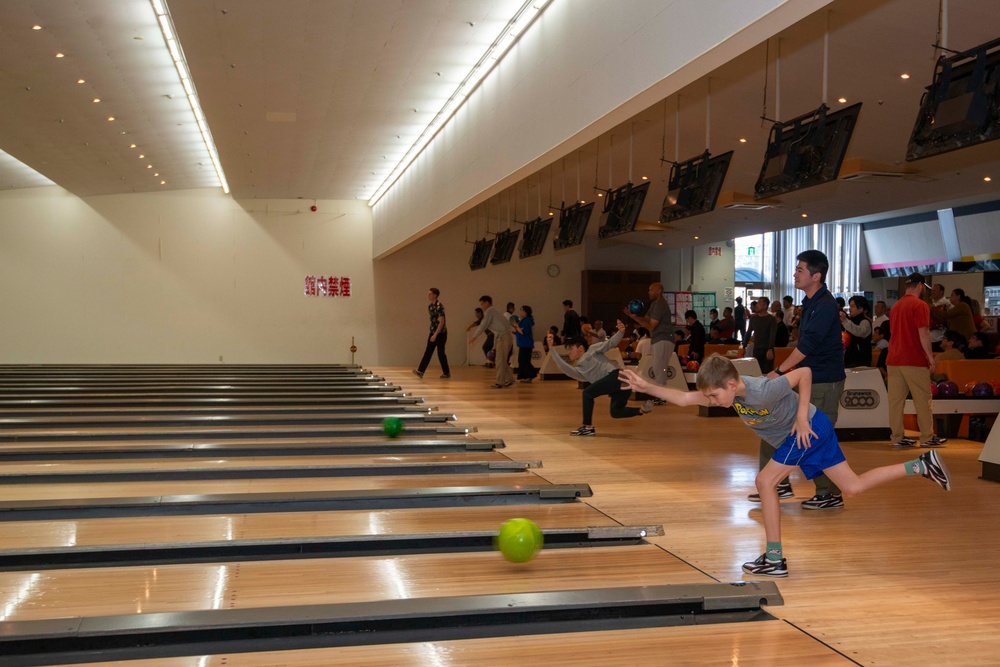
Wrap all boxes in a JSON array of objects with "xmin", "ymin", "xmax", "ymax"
[{"xmin": 0, "ymin": 0, "xmax": 997, "ymax": 250}]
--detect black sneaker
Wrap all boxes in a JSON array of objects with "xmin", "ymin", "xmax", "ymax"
[
  {"xmin": 892, "ymin": 437, "xmax": 917, "ymax": 448},
  {"xmin": 490, "ymin": 383, "xmax": 509, "ymax": 389},
  {"xmin": 440, "ymin": 374, "xmax": 451, "ymax": 379},
  {"xmin": 922, "ymin": 435, "xmax": 947, "ymax": 447},
  {"xmin": 412, "ymin": 369, "xmax": 424, "ymax": 378},
  {"xmin": 742, "ymin": 553, "xmax": 788, "ymax": 577},
  {"xmin": 919, "ymin": 450, "xmax": 952, "ymax": 491},
  {"xmin": 747, "ymin": 482, "xmax": 794, "ymax": 502},
  {"xmin": 800, "ymin": 493, "xmax": 844, "ymax": 510},
  {"xmin": 570, "ymin": 425, "xmax": 596, "ymax": 436},
  {"xmin": 652, "ymin": 398, "xmax": 667, "ymax": 406}
]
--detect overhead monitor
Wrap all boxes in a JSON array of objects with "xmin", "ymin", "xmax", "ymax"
[
  {"xmin": 519, "ymin": 217, "xmax": 551, "ymax": 258},
  {"xmin": 469, "ymin": 238, "xmax": 494, "ymax": 271},
  {"xmin": 754, "ymin": 102, "xmax": 862, "ymax": 199},
  {"xmin": 907, "ymin": 36, "xmax": 1000, "ymax": 161},
  {"xmin": 659, "ymin": 150, "xmax": 734, "ymax": 224},
  {"xmin": 490, "ymin": 228, "xmax": 520, "ymax": 265},
  {"xmin": 597, "ymin": 181, "xmax": 651, "ymax": 239},
  {"xmin": 553, "ymin": 202, "xmax": 594, "ymax": 250}
]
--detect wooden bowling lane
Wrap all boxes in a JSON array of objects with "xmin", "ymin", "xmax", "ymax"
[
  {"xmin": 0, "ymin": 437, "xmax": 501, "ymax": 460},
  {"xmin": 0, "ymin": 544, "xmax": 703, "ymax": 622},
  {"xmin": 0, "ymin": 409, "xmax": 454, "ymax": 429},
  {"xmin": 0, "ymin": 471, "xmax": 545, "ymax": 502},
  {"xmin": 0, "ymin": 451, "xmax": 524, "ymax": 477},
  {"xmin": 0, "ymin": 403, "xmax": 437, "ymax": 417},
  {"xmin": 0, "ymin": 422, "xmax": 467, "ymax": 443},
  {"xmin": 0, "ymin": 504, "xmax": 622, "ymax": 554},
  {"xmin": 53, "ymin": 623, "xmax": 849, "ymax": 667}
]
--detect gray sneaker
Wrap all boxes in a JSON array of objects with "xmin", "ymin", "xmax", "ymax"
[{"xmin": 640, "ymin": 400, "xmax": 654, "ymax": 414}]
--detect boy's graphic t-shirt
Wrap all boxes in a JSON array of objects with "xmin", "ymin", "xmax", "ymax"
[{"xmin": 732, "ymin": 375, "xmax": 817, "ymax": 447}]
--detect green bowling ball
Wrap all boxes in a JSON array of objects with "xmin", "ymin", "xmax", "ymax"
[
  {"xmin": 495, "ymin": 517, "xmax": 544, "ymax": 563},
  {"xmin": 382, "ymin": 416, "xmax": 405, "ymax": 438}
]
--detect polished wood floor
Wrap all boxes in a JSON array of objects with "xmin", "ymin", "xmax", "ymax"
[{"xmin": 1, "ymin": 364, "xmax": 995, "ymax": 666}]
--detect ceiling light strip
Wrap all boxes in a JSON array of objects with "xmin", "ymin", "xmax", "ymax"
[
  {"xmin": 368, "ymin": 0, "xmax": 552, "ymax": 207},
  {"xmin": 150, "ymin": 0, "xmax": 230, "ymax": 194}
]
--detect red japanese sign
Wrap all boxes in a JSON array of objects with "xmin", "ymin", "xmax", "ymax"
[{"xmin": 304, "ymin": 275, "xmax": 352, "ymax": 297}]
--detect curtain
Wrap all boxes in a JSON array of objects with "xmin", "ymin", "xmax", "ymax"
[{"xmin": 773, "ymin": 224, "xmax": 814, "ymax": 300}]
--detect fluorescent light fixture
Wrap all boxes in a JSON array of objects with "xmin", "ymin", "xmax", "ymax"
[
  {"xmin": 149, "ymin": 0, "xmax": 229, "ymax": 194},
  {"xmin": 368, "ymin": 0, "xmax": 552, "ymax": 206}
]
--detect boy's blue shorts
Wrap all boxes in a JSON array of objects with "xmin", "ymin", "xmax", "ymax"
[{"xmin": 771, "ymin": 410, "xmax": 845, "ymax": 480}]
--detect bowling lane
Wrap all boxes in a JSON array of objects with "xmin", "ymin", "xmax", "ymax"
[
  {"xmin": 0, "ymin": 435, "xmax": 482, "ymax": 455},
  {"xmin": 0, "ymin": 472, "xmax": 544, "ymax": 502},
  {"xmin": 54, "ymin": 623, "xmax": 847, "ymax": 667},
  {"xmin": 0, "ymin": 544, "xmax": 702, "ymax": 622},
  {"xmin": 0, "ymin": 504, "xmax": 617, "ymax": 552},
  {"xmin": 0, "ymin": 451, "xmax": 514, "ymax": 475}
]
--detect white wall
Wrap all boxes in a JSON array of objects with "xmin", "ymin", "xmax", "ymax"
[
  {"xmin": 0, "ymin": 187, "xmax": 376, "ymax": 364},
  {"xmin": 372, "ymin": 0, "xmax": 834, "ymax": 258},
  {"xmin": 374, "ymin": 213, "xmax": 715, "ymax": 366}
]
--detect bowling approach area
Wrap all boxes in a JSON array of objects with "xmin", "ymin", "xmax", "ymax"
[{"xmin": 0, "ymin": 365, "xmax": 996, "ymax": 665}]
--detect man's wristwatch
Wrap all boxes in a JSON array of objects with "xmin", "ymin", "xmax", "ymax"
[{"xmin": 774, "ymin": 367, "xmax": 785, "ymax": 376}]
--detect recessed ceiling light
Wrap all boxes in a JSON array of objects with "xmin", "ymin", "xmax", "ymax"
[
  {"xmin": 129, "ymin": 143, "xmax": 136, "ymax": 148},
  {"xmin": 138, "ymin": 154, "xmax": 145, "ymax": 158},
  {"xmin": 548, "ymin": 211, "xmax": 554, "ymax": 216},
  {"xmin": 154, "ymin": 172, "xmax": 159, "ymax": 176},
  {"xmin": 107, "ymin": 116, "xmax": 115, "ymax": 122},
  {"xmin": 802, "ymin": 213, "xmax": 808, "ymax": 218},
  {"xmin": 641, "ymin": 175, "xmax": 648, "ymax": 180},
  {"xmin": 838, "ymin": 97, "xmax": 847, "ymax": 103},
  {"xmin": 77, "ymin": 79, "xmax": 85, "ymax": 84},
  {"xmin": 658, "ymin": 242, "xmax": 663, "ymax": 246},
  {"xmin": 160, "ymin": 180, "xmax": 166, "ymax": 185},
  {"xmin": 32, "ymin": 25, "xmax": 42, "ymax": 30},
  {"xmin": 147, "ymin": 164, "xmax": 152, "ymax": 169},
  {"xmin": 92, "ymin": 98, "xmax": 100, "ymax": 103},
  {"xmin": 739, "ymin": 138, "xmax": 747, "ymax": 143},
  {"xmin": 579, "ymin": 200, "xmax": 585, "ymax": 204},
  {"xmin": 900, "ymin": 73, "xmax": 910, "ymax": 79},
  {"xmin": 55, "ymin": 52, "xmax": 65, "ymax": 58},
  {"xmin": 986, "ymin": 176, "xmax": 993, "ymax": 182},
  {"xmin": 597, "ymin": 193, "xmax": 603, "ymax": 197},
  {"xmin": 694, "ymin": 236, "xmax": 699, "ymax": 240}
]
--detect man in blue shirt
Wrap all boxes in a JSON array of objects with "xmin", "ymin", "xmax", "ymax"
[{"xmin": 757, "ymin": 249, "xmax": 847, "ymax": 510}]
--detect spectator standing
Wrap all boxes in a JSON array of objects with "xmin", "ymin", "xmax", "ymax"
[
  {"xmin": 782, "ymin": 296, "xmax": 796, "ymax": 327},
  {"xmin": 887, "ymin": 274, "xmax": 946, "ymax": 448},
  {"xmin": 514, "ymin": 305, "xmax": 538, "ymax": 382},
  {"xmin": 771, "ymin": 301, "xmax": 790, "ymax": 348},
  {"xmin": 468, "ymin": 295, "xmax": 515, "ymax": 389},
  {"xmin": 624, "ymin": 282, "xmax": 673, "ymax": 404},
  {"xmin": 748, "ymin": 298, "xmax": 777, "ymax": 373},
  {"xmin": 841, "ymin": 295, "xmax": 873, "ymax": 368},
  {"xmin": 685, "ymin": 310, "xmax": 707, "ymax": 361},
  {"xmin": 764, "ymin": 250, "xmax": 847, "ymax": 510},
  {"xmin": 718, "ymin": 307, "xmax": 737, "ymax": 342},
  {"xmin": 931, "ymin": 288, "xmax": 977, "ymax": 339},
  {"xmin": 872, "ymin": 300, "xmax": 889, "ymax": 330},
  {"xmin": 561, "ymin": 300, "xmax": 582, "ymax": 339},
  {"xmin": 734, "ymin": 297, "xmax": 747, "ymax": 343}
]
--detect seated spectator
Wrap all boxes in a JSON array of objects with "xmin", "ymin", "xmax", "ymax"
[
  {"xmin": 673, "ymin": 329, "xmax": 686, "ymax": 347},
  {"xmin": 591, "ymin": 319, "xmax": 608, "ymax": 342},
  {"xmin": 708, "ymin": 308, "xmax": 720, "ymax": 332},
  {"xmin": 707, "ymin": 324, "xmax": 724, "ymax": 345},
  {"xmin": 872, "ymin": 322, "xmax": 889, "ymax": 350},
  {"xmin": 931, "ymin": 330, "xmax": 966, "ymax": 383},
  {"xmin": 937, "ymin": 330, "xmax": 967, "ymax": 362},
  {"xmin": 543, "ymin": 325, "xmax": 562, "ymax": 352},
  {"xmin": 966, "ymin": 331, "xmax": 995, "ymax": 359}
]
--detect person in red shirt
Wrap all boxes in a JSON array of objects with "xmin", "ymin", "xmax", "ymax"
[{"xmin": 887, "ymin": 273, "xmax": 946, "ymax": 448}]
